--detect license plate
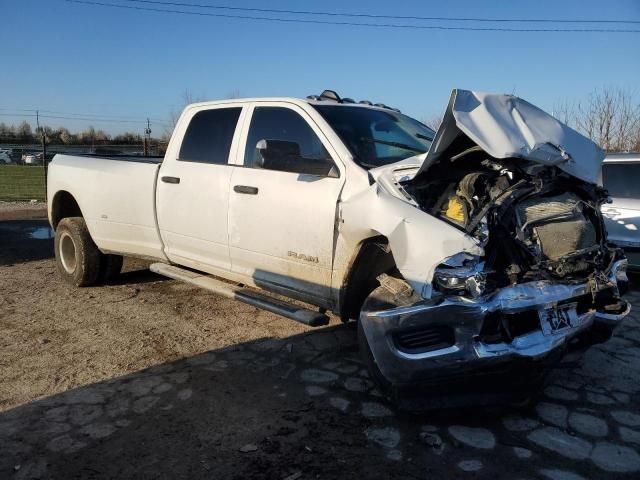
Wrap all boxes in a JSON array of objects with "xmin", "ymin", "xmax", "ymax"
[{"xmin": 538, "ymin": 303, "xmax": 579, "ymax": 335}]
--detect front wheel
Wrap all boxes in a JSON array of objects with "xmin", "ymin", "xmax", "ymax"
[
  {"xmin": 54, "ymin": 217, "xmax": 101, "ymax": 287},
  {"xmin": 358, "ymin": 285, "xmax": 400, "ymax": 399}
]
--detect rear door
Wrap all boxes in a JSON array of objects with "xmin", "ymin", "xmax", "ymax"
[
  {"xmin": 156, "ymin": 105, "xmax": 244, "ymax": 272},
  {"xmin": 227, "ymin": 103, "xmax": 345, "ymax": 303},
  {"xmin": 601, "ymin": 161, "xmax": 640, "ymax": 264}
]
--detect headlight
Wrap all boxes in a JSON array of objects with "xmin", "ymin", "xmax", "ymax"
[{"xmin": 433, "ymin": 253, "xmax": 486, "ymax": 298}]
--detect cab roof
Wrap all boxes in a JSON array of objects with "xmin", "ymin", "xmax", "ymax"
[{"xmin": 186, "ymin": 89, "xmax": 401, "ymax": 114}]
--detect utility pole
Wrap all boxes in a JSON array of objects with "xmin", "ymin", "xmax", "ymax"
[
  {"xmin": 143, "ymin": 118, "xmax": 151, "ymax": 156},
  {"xmin": 36, "ymin": 110, "xmax": 48, "ymax": 200}
]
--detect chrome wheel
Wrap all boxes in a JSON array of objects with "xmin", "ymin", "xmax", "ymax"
[{"xmin": 59, "ymin": 231, "xmax": 77, "ymax": 274}]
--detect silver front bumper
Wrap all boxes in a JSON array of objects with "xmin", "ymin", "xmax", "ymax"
[{"xmin": 360, "ymin": 260, "xmax": 630, "ymax": 387}]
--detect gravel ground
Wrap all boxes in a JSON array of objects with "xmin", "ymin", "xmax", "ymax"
[
  {"xmin": 1, "ymin": 204, "xmax": 640, "ymax": 479},
  {"xmin": 0, "ymin": 201, "xmax": 48, "ymax": 221}
]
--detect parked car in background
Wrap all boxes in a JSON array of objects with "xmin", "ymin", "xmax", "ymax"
[
  {"xmin": 21, "ymin": 152, "xmax": 43, "ymax": 165},
  {"xmin": 601, "ymin": 153, "xmax": 640, "ymax": 270},
  {"xmin": 0, "ymin": 149, "xmax": 12, "ymax": 164},
  {"xmin": 47, "ymin": 89, "xmax": 630, "ymax": 403}
]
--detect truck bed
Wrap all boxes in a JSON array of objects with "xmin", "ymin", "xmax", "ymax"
[
  {"xmin": 69, "ymin": 154, "xmax": 164, "ymax": 164},
  {"xmin": 47, "ymin": 153, "xmax": 166, "ymax": 260}
]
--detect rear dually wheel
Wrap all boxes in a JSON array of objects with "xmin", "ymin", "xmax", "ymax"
[{"xmin": 54, "ymin": 217, "xmax": 101, "ymax": 287}]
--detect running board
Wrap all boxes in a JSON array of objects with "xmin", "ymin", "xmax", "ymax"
[{"xmin": 150, "ymin": 263, "xmax": 330, "ymax": 327}]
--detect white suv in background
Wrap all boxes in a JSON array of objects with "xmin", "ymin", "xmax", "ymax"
[
  {"xmin": 601, "ymin": 153, "xmax": 640, "ymax": 269},
  {"xmin": 0, "ymin": 149, "xmax": 12, "ymax": 164}
]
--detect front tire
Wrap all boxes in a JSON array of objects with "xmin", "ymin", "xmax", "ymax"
[
  {"xmin": 358, "ymin": 285, "xmax": 399, "ymax": 399},
  {"xmin": 54, "ymin": 217, "xmax": 101, "ymax": 287}
]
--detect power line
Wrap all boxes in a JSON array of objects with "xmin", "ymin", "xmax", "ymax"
[
  {"xmin": 0, "ymin": 112, "xmax": 170, "ymax": 126},
  {"xmin": 64, "ymin": 0, "xmax": 640, "ymax": 33},
  {"xmin": 0, "ymin": 108, "xmax": 169, "ymax": 124},
  {"xmin": 41, "ymin": 110, "xmax": 170, "ymax": 124},
  {"xmin": 124, "ymin": 0, "xmax": 640, "ymax": 25}
]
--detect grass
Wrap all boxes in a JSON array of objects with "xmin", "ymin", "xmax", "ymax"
[{"xmin": 0, "ymin": 165, "xmax": 46, "ymax": 201}]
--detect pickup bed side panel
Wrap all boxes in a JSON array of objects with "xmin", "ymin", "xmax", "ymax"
[{"xmin": 47, "ymin": 154, "xmax": 167, "ymax": 260}]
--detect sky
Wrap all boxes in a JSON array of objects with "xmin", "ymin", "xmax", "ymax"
[{"xmin": 1, "ymin": 0, "xmax": 639, "ymax": 136}]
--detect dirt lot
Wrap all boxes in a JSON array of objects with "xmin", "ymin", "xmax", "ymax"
[{"xmin": 2, "ymin": 202, "xmax": 640, "ymax": 479}]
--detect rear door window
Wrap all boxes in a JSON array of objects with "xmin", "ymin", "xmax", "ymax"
[
  {"xmin": 179, "ymin": 107, "xmax": 242, "ymax": 164},
  {"xmin": 602, "ymin": 163, "xmax": 640, "ymax": 198}
]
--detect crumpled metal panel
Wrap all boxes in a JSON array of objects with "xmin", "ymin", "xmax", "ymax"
[
  {"xmin": 339, "ymin": 184, "xmax": 483, "ymax": 298},
  {"xmin": 415, "ymin": 90, "xmax": 605, "ymax": 184}
]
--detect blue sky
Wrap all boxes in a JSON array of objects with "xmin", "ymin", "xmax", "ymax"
[{"xmin": 1, "ymin": 0, "xmax": 639, "ymax": 135}]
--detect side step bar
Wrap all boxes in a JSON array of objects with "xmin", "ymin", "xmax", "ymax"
[{"xmin": 150, "ymin": 263, "xmax": 330, "ymax": 327}]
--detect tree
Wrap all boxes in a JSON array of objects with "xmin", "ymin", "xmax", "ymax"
[
  {"xmin": 113, "ymin": 132, "xmax": 141, "ymax": 144},
  {"xmin": 58, "ymin": 127, "xmax": 73, "ymax": 145},
  {"xmin": 225, "ymin": 89, "xmax": 242, "ymax": 99},
  {"xmin": 94, "ymin": 129, "xmax": 110, "ymax": 143},
  {"xmin": 16, "ymin": 121, "xmax": 33, "ymax": 142},
  {"xmin": 0, "ymin": 122, "xmax": 16, "ymax": 141},
  {"xmin": 421, "ymin": 114, "xmax": 443, "ymax": 132},
  {"xmin": 78, "ymin": 126, "xmax": 96, "ymax": 145},
  {"xmin": 554, "ymin": 87, "xmax": 640, "ymax": 152},
  {"xmin": 166, "ymin": 89, "xmax": 208, "ymax": 137}
]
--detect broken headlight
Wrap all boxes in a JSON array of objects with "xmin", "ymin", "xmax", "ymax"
[{"xmin": 433, "ymin": 253, "xmax": 486, "ymax": 298}]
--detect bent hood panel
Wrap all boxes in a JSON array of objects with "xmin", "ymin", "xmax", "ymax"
[{"xmin": 416, "ymin": 89, "xmax": 604, "ymax": 184}]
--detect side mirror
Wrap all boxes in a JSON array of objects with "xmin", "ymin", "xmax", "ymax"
[
  {"xmin": 255, "ymin": 139, "xmax": 338, "ymax": 178},
  {"xmin": 255, "ymin": 139, "xmax": 301, "ymax": 170}
]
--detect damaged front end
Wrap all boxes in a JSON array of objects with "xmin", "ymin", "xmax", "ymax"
[{"xmin": 359, "ymin": 90, "xmax": 631, "ymax": 393}]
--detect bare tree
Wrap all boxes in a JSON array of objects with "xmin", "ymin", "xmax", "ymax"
[
  {"xmin": 552, "ymin": 98, "xmax": 577, "ymax": 126},
  {"xmin": 554, "ymin": 87, "xmax": 640, "ymax": 152},
  {"xmin": 16, "ymin": 120, "xmax": 32, "ymax": 141},
  {"xmin": 58, "ymin": 128, "xmax": 73, "ymax": 145},
  {"xmin": 166, "ymin": 90, "xmax": 208, "ymax": 136},
  {"xmin": 225, "ymin": 89, "xmax": 243, "ymax": 99},
  {"xmin": 421, "ymin": 114, "xmax": 443, "ymax": 132}
]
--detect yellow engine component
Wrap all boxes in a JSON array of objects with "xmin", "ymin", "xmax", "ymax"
[{"xmin": 444, "ymin": 196, "xmax": 467, "ymax": 224}]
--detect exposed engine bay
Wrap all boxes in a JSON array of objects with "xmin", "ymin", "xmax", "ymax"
[
  {"xmin": 354, "ymin": 90, "xmax": 630, "ymax": 396},
  {"xmin": 403, "ymin": 142, "xmax": 611, "ymax": 292}
]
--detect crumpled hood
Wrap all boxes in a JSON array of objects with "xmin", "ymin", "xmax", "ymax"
[{"xmin": 414, "ymin": 89, "xmax": 605, "ymax": 184}]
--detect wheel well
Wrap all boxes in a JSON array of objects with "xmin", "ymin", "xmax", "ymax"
[
  {"xmin": 51, "ymin": 191, "xmax": 83, "ymax": 229},
  {"xmin": 339, "ymin": 236, "xmax": 397, "ymax": 322}
]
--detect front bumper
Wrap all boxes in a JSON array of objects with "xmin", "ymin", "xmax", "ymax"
[{"xmin": 360, "ymin": 260, "xmax": 631, "ymax": 387}]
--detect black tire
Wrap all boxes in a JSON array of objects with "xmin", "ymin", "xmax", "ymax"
[
  {"xmin": 358, "ymin": 285, "xmax": 398, "ymax": 399},
  {"xmin": 54, "ymin": 217, "xmax": 101, "ymax": 287},
  {"xmin": 99, "ymin": 254, "xmax": 123, "ymax": 284}
]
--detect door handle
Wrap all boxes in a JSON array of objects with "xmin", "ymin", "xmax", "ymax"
[
  {"xmin": 161, "ymin": 176, "xmax": 180, "ymax": 184},
  {"xmin": 234, "ymin": 185, "xmax": 259, "ymax": 195}
]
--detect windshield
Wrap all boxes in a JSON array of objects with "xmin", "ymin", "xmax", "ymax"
[{"xmin": 313, "ymin": 105, "xmax": 435, "ymax": 169}]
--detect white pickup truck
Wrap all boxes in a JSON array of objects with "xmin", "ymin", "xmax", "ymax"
[{"xmin": 48, "ymin": 89, "xmax": 630, "ymax": 400}]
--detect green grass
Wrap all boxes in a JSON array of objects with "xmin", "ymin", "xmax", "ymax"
[{"xmin": 0, "ymin": 165, "xmax": 46, "ymax": 201}]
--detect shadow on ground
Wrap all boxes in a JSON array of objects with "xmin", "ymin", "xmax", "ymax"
[
  {"xmin": 3, "ymin": 295, "xmax": 640, "ymax": 479},
  {"xmin": 2, "ymin": 218, "xmax": 640, "ymax": 479}
]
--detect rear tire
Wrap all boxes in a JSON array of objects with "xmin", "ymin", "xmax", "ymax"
[
  {"xmin": 99, "ymin": 254, "xmax": 123, "ymax": 283},
  {"xmin": 54, "ymin": 217, "xmax": 101, "ymax": 287}
]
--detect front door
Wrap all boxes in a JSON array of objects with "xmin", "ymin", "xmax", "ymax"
[{"xmin": 228, "ymin": 104, "xmax": 344, "ymax": 303}]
